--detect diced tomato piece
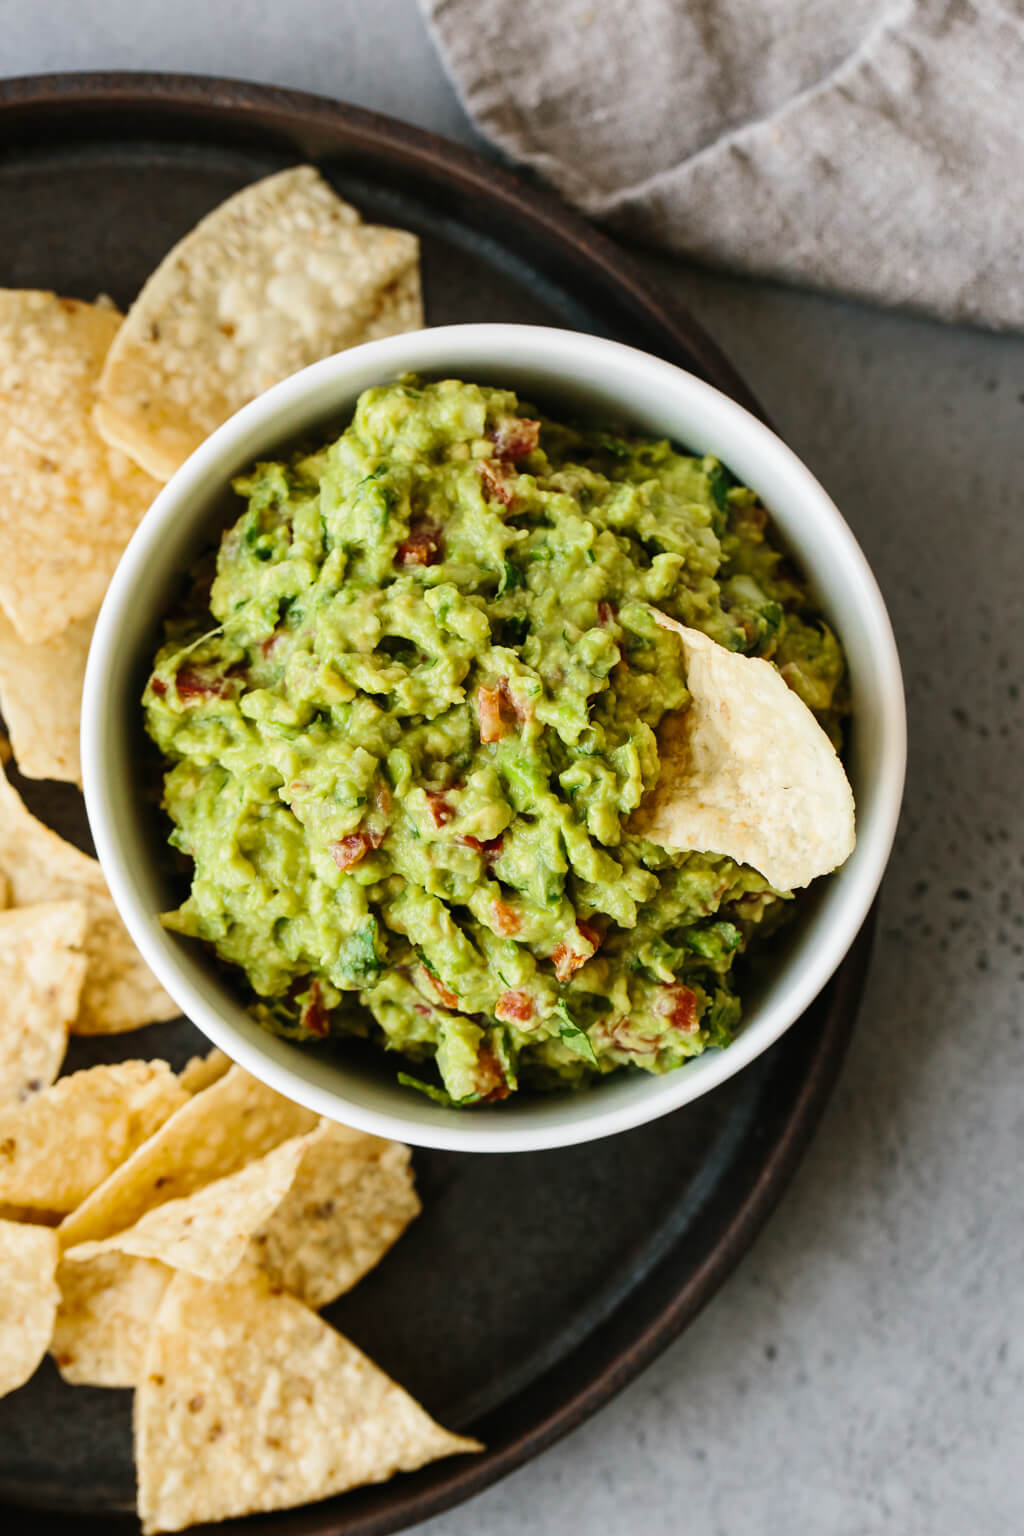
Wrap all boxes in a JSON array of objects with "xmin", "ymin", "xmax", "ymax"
[
  {"xmin": 478, "ymin": 678, "xmax": 530, "ymax": 743},
  {"xmin": 175, "ymin": 666, "xmax": 229, "ymax": 702},
  {"xmin": 396, "ymin": 521, "xmax": 443, "ymax": 566},
  {"xmin": 329, "ymin": 832, "xmax": 377, "ymax": 870},
  {"xmin": 495, "ymin": 989, "xmax": 535, "ymax": 1024},
  {"xmin": 459, "ymin": 834, "xmax": 504, "ymax": 862},
  {"xmin": 551, "ymin": 944, "xmax": 583, "ymax": 982},
  {"xmin": 149, "ymin": 676, "xmax": 167, "ymax": 697},
  {"xmin": 597, "ymin": 600, "xmax": 617, "ymax": 626},
  {"xmin": 475, "ymin": 1041, "xmax": 510, "ymax": 1102},
  {"xmin": 424, "ymin": 970, "xmax": 459, "ymax": 1009},
  {"xmin": 551, "ymin": 920, "xmax": 601, "ymax": 981},
  {"xmin": 477, "ymin": 684, "xmax": 509, "ymax": 743},
  {"xmin": 260, "ymin": 631, "xmax": 283, "ymax": 657},
  {"xmin": 299, "ymin": 980, "xmax": 330, "ymax": 1037},
  {"xmin": 426, "ymin": 791, "xmax": 454, "ymax": 827},
  {"xmin": 490, "ymin": 416, "xmax": 540, "ymax": 460},
  {"xmin": 490, "ymin": 899, "xmax": 521, "ymax": 937},
  {"xmin": 656, "ymin": 984, "xmax": 699, "ymax": 1034},
  {"xmin": 479, "ymin": 459, "xmax": 516, "ymax": 507},
  {"xmin": 607, "ymin": 1017, "xmax": 661, "ymax": 1054}
]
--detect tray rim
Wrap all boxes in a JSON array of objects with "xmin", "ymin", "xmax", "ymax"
[{"xmin": 0, "ymin": 70, "xmax": 868, "ymax": 1535}]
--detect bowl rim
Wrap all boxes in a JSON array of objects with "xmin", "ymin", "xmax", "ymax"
[{"xmin": 82, "ymin": 322, "xmax": 906, "ymax": 1152}]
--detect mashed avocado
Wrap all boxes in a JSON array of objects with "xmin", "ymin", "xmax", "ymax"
[{"xmin": 144, "ymin": 378, "xmax": 846, "ymax": 1104}]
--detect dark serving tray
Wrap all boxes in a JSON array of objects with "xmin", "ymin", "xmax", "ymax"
[{"xmin": 0, "ymin": 72, "xmax": 872, "ymax": 1536}]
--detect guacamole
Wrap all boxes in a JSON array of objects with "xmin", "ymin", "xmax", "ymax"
[{"xmin": 144, "ymin": 378, "xmax": 846, "ymax": 1104}]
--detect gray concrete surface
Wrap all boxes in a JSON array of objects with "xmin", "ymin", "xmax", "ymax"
[{"xmin": 3, "ymin": 3, "xmax": 1021, "ymax": 1531}]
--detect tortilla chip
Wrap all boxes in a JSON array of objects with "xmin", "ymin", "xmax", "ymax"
[
  {"xmin": 0, "ymin": 1219, "xmax": 60, "ymax": 1396},
  {"xmin": 0, "ymin": 765, "xmax": 178, "ymax": 1032},
  {"xmin": 0, "ymin": 899, "xmax": 89, "ymax": 1104},
  {"xmin": 245, "ymin": 1122, "xmax": 420, "ymax": 1308},
  {"xmin": 177, "ymin": 1046, "xmax": 231, "ymax": 1095},
  {"xmin": 0, "ymin": 609, "xmax": 95, "ymax": 784},
  {"xmin": 51, "ymin": 1250, "xmax": 171, "ymax": 1387},
  {"xmin": 65, "ymin": 1130, "xmax": 311, "ymax": 1282},
  {"xmin": 0, "ymin": 1060, "xmax": 187, "ymax": 1212},
  {"xmin": 95, "ymin": 166, "xmax": 423, "ymax": 480},
  {"xmin": 135, "ymin": 1270, "xmax": 480, "ymax": 1534},
  {"xmin": 59, "ymin": 1065, "xmax": 317, "ymax": 1249},
  {"xmin": 0, "ymin": 291, "xmax": 161, "ymax": 643},
  {"xmin": 0, "ymin": 1203, "xmax": 62, "ymax": 1224},
  {"xmin": 633, "ymin": 611, "xmax": 856, "ymax": 890}
]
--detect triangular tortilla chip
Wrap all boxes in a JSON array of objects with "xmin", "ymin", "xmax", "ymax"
[
  {"xmin": 0, "ymin": 1218, "xmax": 60, "ymax": 1396},
  {"xmin": 245, "ymin": 1122, "xmax": 420, "ymax": 1308},
  {"xmin": 0, "ymin": 608, "xmax": 95, "ymax": 784},
  {"xmin": 0, "ymin": 1061, "xmax": 187, "ymax": 1211},
  {"xmin": 0, "ymin": 899, "xmax": 88, "ymax": 1103},
  {"xmin": 0, "ymin": 290, "xmax": 161, "ymax": 643},
  {"xmin": 58, "ymin": 1065, "xmax": 317, "ymax": 1249},
  {"xmin": 0, "ymin": 765, "xmax": 178, "ymax": 1032},
  {"xmin": 633, "ymin": 610, "xmax": 856, "ymax": 890},
  {"xmin": 51, "ymin": 1250, "xmax": 171, "ymax": 1387},
  {"xmin": 95, "ymin": 166, "xmax": 422, "ymax": 480},
  {"xmin": 65, "ymin": 1130, "xmax": 312, "ymax": 1282},
  {"xmin": 177, "ymin": 1046, "xmax": 231, "ymax": 1095},
  {"xmin": 135, "ymin": 1270, "xmax": 480, "ymax": 1534}
]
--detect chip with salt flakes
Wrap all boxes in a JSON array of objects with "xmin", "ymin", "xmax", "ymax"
[
  {"xmin": 244, "ymin": 1121, "xmax": 420, "ymax": 1309},
  {"xmin": 58, "ymin": 1064, "xmax": 317, "ymax": 1250},
  {"xmin": 177, "ymin": 1047, "xmax": 231, "ymax": 1095},
  {"xmin": 51, "ymin": 1250, "xmax": 171, "ymax": 1388},
  {"xmin": 0, "ymin": 899, "xmax": 89, "ymax": 1104},
  {"xmin": 0, "ymin": 1219, "xmax": 60, "ymax": 1397},
  {"xmin": 0, "ymin": 608, "xmax": 95, "ymax": 784},
  {"xmin": 65, "ymin": 1130, "xmax": 312, "ymax": 1282},
  {"xmin": 135, "ymin": 1270, "xmax": 480, "ymax": 1535},
  {"xmin": 0, "ymin": 1060, "xmax": 187, "ymax": 1212},
  {"xmin": 94, "ymin": 166, "xmax": 422, "ymax": 481},
  {"xmin": 632, "ymin": 610, "xmax": 856, "ymax": 892},
  {"xmin": 0, "ymin": 290, "xmax": 161, "ymax": 644},
  {"xmin": 0, "ymin": 765, "xmax": 177, "ymax": 1033}
]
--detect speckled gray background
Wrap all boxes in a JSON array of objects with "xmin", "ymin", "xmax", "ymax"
[{"xmin": 2, "ymin": 2, "xmax": 1022, "ymax": 1532}]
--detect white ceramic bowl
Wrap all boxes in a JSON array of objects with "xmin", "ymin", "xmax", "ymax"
[{"xmin": 82, "ymin": 324, "xmax": 905, "ymax": 1152}]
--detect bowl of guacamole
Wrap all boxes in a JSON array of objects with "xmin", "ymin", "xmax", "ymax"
[{"xmin": 83, "ymin": 325, "xmax": 905, "ymax": 1151}]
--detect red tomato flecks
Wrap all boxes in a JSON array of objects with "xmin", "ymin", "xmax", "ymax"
[
  {"xmin": 175, "ymin": 667, "xmax": 230, "ymax": 702},
  {"xmin": 490, "ymin": 416, "xmax": 540, "ymax": 460},
  {"xmin": 479, "ymin": 459, "xmax": 516, "ymax": 507},
  {"xmin": 656, "ymin": 984, "xmax": 700, "ymax": 1034},
  {"xmin": 490, "ymin": 899, "xmax": 521, "ymax": 937},
  {"xmin": 396, "ymin": 521, "xmax": 443, "ymax": 566},
  {"xmin": 551, "ymin": 920, "xmax": 602, "ymax": 981},
  {"xmin": 299, "ymin": 980, "xmax": 330, "ymax": 1037},
  {"xmin": 495, "ymin": 989, "xmax": 535, "ymax": 1024},
  {"xmin": 328, "ymin": 831, "xmax": 380, "ymax": 870},
  {"xmin": 426, "ymin": 791, "xmax": 455, "ymax": 827}
]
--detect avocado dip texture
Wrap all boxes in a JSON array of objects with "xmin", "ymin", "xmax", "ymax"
[{"xmin": 144, "ymin": 378, "xmax": 848, "ymax": 1106}]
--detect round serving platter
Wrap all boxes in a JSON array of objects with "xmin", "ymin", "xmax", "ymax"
[{"xmin": 0, "ymin": 72, "xmax": 871, "ymax": 1536}]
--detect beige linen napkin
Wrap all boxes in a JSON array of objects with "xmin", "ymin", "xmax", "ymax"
[{"xmin": 420, "ymin": 0, "xmax": 1024, "ymax": 330}]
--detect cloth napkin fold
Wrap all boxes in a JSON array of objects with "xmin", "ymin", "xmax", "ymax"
[{"xmin": 420, "ymin": 0, "xmax": 1024, "ymax": 330}]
